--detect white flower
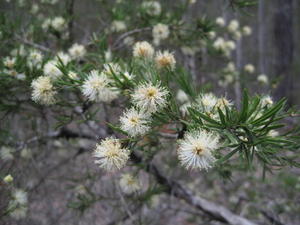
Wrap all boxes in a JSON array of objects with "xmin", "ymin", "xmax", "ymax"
[
  {"xmin": 20, "ymin": 148, "xmax": 32, "ymax": 159},
  {"xmin": 31, "ymin": 76, "xmax": 56, "ymax": 105},
  {"xmin": 242, "ymin": 26, "xmax": 252, "ymax": 36},
  {"xmin": 181, "ymin": 46, "xmax": 199, "ymax": 56},
  {"xmin": 244, "ymin": 64, "xmax": 255, "ymax": 74},
  {"xmin": 27, "ymin": 50, "xmax": 43, "ymax": 68},
  {"xmin": 268, "ymin": 130, "xmax": 279, "ymax": 137},
  {"xmin": 104, "ymin": 49, "xmax": 112, "ymax": 61},
  {"xmin": 93, "ymin": 138, "xmax": 130, "ymax": 171},
  {"xmin": 177, "ymin": 130, "xmax": 219, "ymax": 170},
  {"xmin": 225, "ymin": 40, "xmax": 236, "ymax": 51},
  {"xmin": 42, "ymin": 18, "xmax": 51, "ymax": 30},
  {"xmin": 176, "ymin": 89, "xmax": 189, "ymax": 103},
  {"xmin": 30, "ymin": 4, "xmax": 39, "ymax": 14},
  {"xmin": 56, "ymin": 52, "xmax": 71, "ymax": 65},
  {"xmin": 103, "ymin": 63, "xmax": 121, "ymax": 76},
  {"xmin": 154, "ymin": 50, "xmax": 176, "ymax": 70},
  {"xmin": 119, "ymin": 174, "xmax": 140, "ymax": 194},
  {"xmin": 133, "ymin": 41, "xmax": 154, "ymax": 58},
  {"xmin": 141, "ymin": 1, "xmax": 161, "ymax": 16},
  {"xmin": 13, "ymin": 189, "xmax": 28, "ymax": 205},
  {"xmin": 122, "ymin": 71, "xmax": 134, "ymax": 81},
  {"xmin": 180, "ymin": 102, "xmax": 191, "ymax": 116},
  {"xmin": 257, "ymin": 74, "xmax": 268, "ymax": 84},
  {"xmin": 8, "ymin": 189, "xmax": 28, "ymax": 220},
  {"xmin": 208, "ymin": 31, "xmax": 216, "ymax": 39},
  {"xmin": 68, "ymin": 43, "xmax": 86, "ymax": 60},
  {"xmin": 3, "ymin": 57, "xmax": 16, "ymax": 69},
  {"xmin": 82, "ymin": 70, "xmax": 118, "ymax": 102},
  {"xmin": 0, "ymin": 146, "xmax": 15, "ymax": 161},
  {"xmin": 228, "ymin": 19, "xmax": 239, "ymax": 32},
  {"xmin": 225, "ymin": 62, "xmax": 236, "ymax": 73},
  {"xmin": 232, "ymin": 31, "xmax": 242, "ymax": 40},
  {"xmin": 216, "ymin": 17, "xmax": 225, "ymax": 27},
  {"xmin": 197, "ymin": 93, "xmax": 218, "ymax": 112},
  {"xmin": 120, "ymin": 108, "xmax": 150, "ymax": 137},
  {"xmin": 131, "ymin": 82, "xmax": 169, "ymax": 113},
  {"xmin": 51, "ymin": 17, "xmax": 66, "ymax": 31},
  {"xmin": 152, "ymin": 23, "xmax": 170, "ymax": 41},
  {"xmin": 261, "ymin": 95, "xmax": 273, "ymax": 107},
  {"xmin": 111, "ymin": 20, "xmax": 127, "ymax": 32},
  {"xmin": 43, "ymin": 60, "xmax": 63, "ymax": 78}
]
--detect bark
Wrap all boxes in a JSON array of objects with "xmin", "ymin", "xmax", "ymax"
[{"xmin": 273, "ymin": 0, "xmax": 294, "ymax": 103}]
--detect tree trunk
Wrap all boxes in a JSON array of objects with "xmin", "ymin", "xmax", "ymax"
[{"xmin": 273, "ymin": 0, "xmax": 294, "ymax": 103}]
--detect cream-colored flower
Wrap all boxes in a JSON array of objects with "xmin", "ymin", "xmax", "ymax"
[
  {"xmin": 257, "ymin": 74, "xmax": 268, "ymax": 85},
  {"xmin": 228, "ymin": 19, "xmax": 239, "ymax": 33},
  {"xmin": 242, "ymin": 26, "xmax": 252, "ymax": 36},
  {"xmin": 3, "ymin": 57, "xmax": 16, "ymax": 69},
  {"xmin": 82, "ymin": 70, "xmax": 118, "ymax": 102},
  {"xmin": 216, "ymin": 17, "xmax": 225, "ymax": 27},
  {"xmin": 131, "ymin": 82, "xmax": 169, "ymax": 113},
  {"xmin": 244, "ymin": 64, "xmax": 255, "ymax": 74},
  {"xmin": 111, "ymin": 20, "xmax": 127, "ymax": 32},
  {"xmin": 93, "ymin": 138, "xmax": 130, "ymax": 171},
  {"xmin": 31, "ymin": 76, "xmax": 56, "ymax": 105},
  {"xmin": 177, "ymin": 130, "xmax": 219, "ymax": 170},
  {"xmin": 120, "ymin": 108, "xmax": 150, "ymax": 137},
  {"xmin": 51, "ymin": 17, "xmax": 66, "ymax": 31},
  {"xmin": 119, "ymin": 173, "xmax": 140, "ymax": 194},
  {"xmin": 43, "ymin": 60, "xmax": 63, "ymax": 78},
  {"xmin": 56, "ymin": 52, "xmax": 71, "ymax": 65},
  {"xmin": 68, "ymin": 43, "xmax": 86, "ymax": 60},
  {"xmin": 176, "ymin": 89, "xmax": 189, "ymax": 103},
  {"xmin": 141, "ymin": 1, "xmax": 161, "ymax": 16},
  {"xmin": 3, "ymin": 174, "xmax": 13, "ymax": 183},
  {"xmin": 133, "ymin": 41, "xmax": 154, "ymax": 58},
  {"xmin": 152, "ymin": 23, "xmax": 170, "ymax": 41},
  {"xmin": 103, "ymin": 63, "xmax": 121, "ymax": 76},
  {"xmin": 197, "ymin": 93, "xmax": 218, "ymax": 112},
  {"xmin": 155, "ymin": 50, "xmax": 176, "ymax": 70}
]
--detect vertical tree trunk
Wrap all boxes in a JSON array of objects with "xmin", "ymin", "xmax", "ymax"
[
  {"xmin": 258, "ymin": 0, "xmax": 266, "ymax": 74},
  {"xmin": 273, "ymin": 0, "xmax": 294, "ymax": 103}
]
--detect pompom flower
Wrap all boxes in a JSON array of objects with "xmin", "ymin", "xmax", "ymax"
[
  {"xmin": 133, "ymin": 41, "xmax": 154, "ymax": 58},
  {"xmin": 68, "ymin": 43, "xmax": 86, "ymax": 60},
  {"xmin": 43, "ymin": 60, "xmax": 63, "ymax": 79},
  {"xmin": 31, "ymin": 76, "xmax": 57, "ymax": 105},
  {"xmin": 152, "ymin": 23, "xmax": 170, "ymax": 41},
  {"xmin": 120, "ymin": 108, "xmax": 150, "ymax": 137},
  {"xmin": 82, "ymin": 70, "xmax": 118, "ymax": 102},
  {"xmin": 155, "ymin": 50, "xmax": 176, "ymax": 70},
  {"xmin": 131, "ymin": 82, "xmax": 169, "ymax": 113},
  {"xmin": 119, "ymin": 173, "xmax": 140, "ymax": 194},
  {"xmin": 93, "ymin": 138, "xmax": 130, "ymax": 171},
  {"xmin": 177, "ymin": 130, "xmax": 219, "ymax": 170}
]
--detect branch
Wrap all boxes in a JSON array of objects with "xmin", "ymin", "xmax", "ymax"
[{"xmin": 131, "ymin": 152, "xmax": 257, "ymax": 225}]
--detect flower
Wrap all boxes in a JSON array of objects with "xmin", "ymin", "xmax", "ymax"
[
  {"xmin": 133, "ymin": 41, "xmax": 154, "ymax": 58},
  {"xmin": 216, "ymin": 17, "xmax": 225, "ymax": 27},
  {"xmin": 111, "ymin": 20, "xmax": 127, "ymax": 32},
  {"xmin": 155, "ymin": 50, "xmax": 176, "ymax": 70},
  {"xmin": 8, "ymin": 189, "xmax": 28, "ymax": 219},
  {"xmin": 3, "ymin": 174, "xmax": 13, "ymax": 183},
  {"xmin": 103, "ymin": 63, "xmax": 121, "ymax": 76},
  {"xmin": 242, "ymin": 26, "xmax": 252, "ymax": 36},
  {"xmin": 131, "ymin": 82, "xmax": 169, "ymax": 113},
  {"xmin": 152, "ymin": 23, "xmax": 170, "ymax": 42},
  {"xmin": 56, "ymin": 52, "xmax": 71, "ymax": 65},
  {"xmin": 120, "ymin": 108, "xmax": 150, "ymax": 137},
  {"xmin": 31, "ymin": 76, "xmax": 57, "ymax": 105},
  {"xmin": 51, "ymin": 17, "xmax": 66, "ymax": 31},
  {"xmin": 27, "ymin": 50, "xmax": 43, "ymax": 68},
  {"xmin": 244, "ymin": 64, "xmax": 255, "ymax": 74},
  {"xmin": 216, "ymin": 97, "xmax": 233, "ymax": 111},
  {"xmin": 225, "ymin": 62, "xmax": 236, "ymax": 73},
  {"xmin": 197, "ymin": 93, "xmax": 218, "ymax": 112},
  {"xmin": 0, "ymin": 146, "xmax": 15, "ymax": 161},
  {"xmin": 177, "ymin": 130, "xmax": 219, "ymax": 170},
  {"xmin": 141, "ymin": 1, "xmax": 161, "ymax": 16},
  {"xmin": 261, "ymin": 95, "xmax": 273, "ymax": 107},
  {"xmin": 268, "ymin": 130, "xmax": 279, "ymax": 137},
  {"xmin": 68, "ymin": 71, "xmax": 79, "ymax": 80},
  {"xmin": 43, "ymin": 60, "xmax": 63, "ymax": 78},
  {"xmin": 82, "ymin": 70, "xmax": 118, "ymax": 102},
  {"xmin": 208, "ymin": 31, "xmax": 216, "ymax": 39},
  {"xmin": 176, "ymin": 89, "xmax": 189, "ymax": 103},
  {"xmin": 227, "ymin": 19, "xmax": 239, "ymax": 33},
  {"xmin": 3, "ymin": 57, "xmax": 16, "ymax": 69},
  {"xmin": 93, "ymin": 138, "xmax": 130, "ymax": 171},
  {"xmin": 68, "ymin": 43, "xmax": 86, "ymax": 60},
  {"xmin": 257, "ymin": 74, "xmax": 268, "ymax": 85},
  {"xmin": 119, "ymin": 173, "xmax": 140, "ymax": 194}
]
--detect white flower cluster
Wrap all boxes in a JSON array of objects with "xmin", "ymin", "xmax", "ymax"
[
  {"xmin": 119, "ymin": 173, "xmax": 141, "ymax": 194},
  {"xmin": 93, "ymin": 137, "xmax": 130, "ymax": 171},
  {"xmin": 141, "ymin": 1, "xmax": 161, "ymax": 16},
  {"xmin": 31, "ymin": 76, "xmax": 57, "ymax": 105},
  {"xmin": 82, "ymin": 70, "xmax": 119, "ymax": 103},
  {"xmin": 178, "ymin": 129, "xmax": 219, "ymax": 170},
  {"xmin": 152, "ymin": 23, "xmax": 170, "ymax": 45},
  {"xmin": 42, "ymin": 16, "xmax": 67, "ymax": 32},
  {"xmin": 8, "ymin": 189, "xmax": 28, "ymax": 219},
  {"xmin": 133, "ymin": 41, "xmax": 176, "ymax": 70}
]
